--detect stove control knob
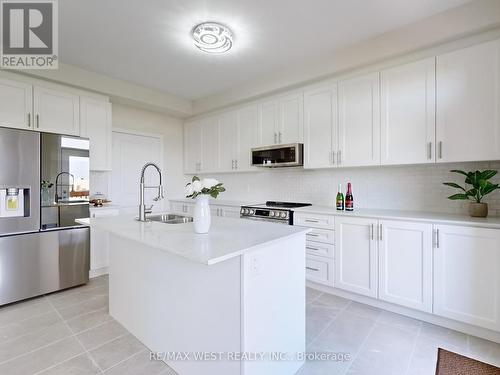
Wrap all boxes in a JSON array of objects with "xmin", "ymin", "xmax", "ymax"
[
  {"xmin": 280, "ymin": 212, "xmax": 287, "ymax": 218},
  {"xmin": 269, "ymin": 211, "xmax": 275, "ymax": 217},
  {"xmin": 240, "ymin": 208, "xmax": 245, "ymax": 214},
  {"xmin": 249, "ymin": 209, "xmax": 255, "ymax": 215},
  {"xmin": 243, "ymin": 209, "xmax": 249, "ymax": 215}
]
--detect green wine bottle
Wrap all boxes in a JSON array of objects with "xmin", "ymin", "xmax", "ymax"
[{"xmin": 336, "ymin": 183, "xmax": 344, "ymax": 211}]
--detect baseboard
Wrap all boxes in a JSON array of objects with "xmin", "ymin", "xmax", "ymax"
[
  {"xmin": 307, "ymin": 281, "xmax": 500, "ymax": 344},
  {"xmin": 90, "ymin": 267, "xmax": 109, "ymax": 278}
]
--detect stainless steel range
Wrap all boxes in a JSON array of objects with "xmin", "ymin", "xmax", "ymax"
[{"xmin": 240, "ymin": 201, "xmax": 312, "ymax": 225}]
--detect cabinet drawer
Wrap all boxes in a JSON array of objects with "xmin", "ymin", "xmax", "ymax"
[
  {"xmin": 306, "ymin": 228, "xmax": 334, "ymax": 244},
  {"xmin": 306, "ymin": 241, "xmax": 334, "ymax": 258},
  {"xmin": 306, "ymin": 255, "xmax": 334, "ymax": 286},
  {"xmin": 294, "ymin": 213, "xmax": 334, "ymax": 230}
]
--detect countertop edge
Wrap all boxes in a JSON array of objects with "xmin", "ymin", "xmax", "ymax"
[{"xmin": 293, "ymin": 207, "xmax": 500, "ymax": 229}]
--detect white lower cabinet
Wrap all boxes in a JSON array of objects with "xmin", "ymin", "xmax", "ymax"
[
  {"xmin": 294, "ymin": 212, "xmax": 335, "ymax": 287},
  {"xmin": 90, "ymin": 208, "xmax": 119, "ymax": 276},
  {"xmin": 334, "ymin": 216, "xmax": 378, "ymax": 297},
  {"xmin": 433, "ymin": 224, "xmax": 500, "ymax": 331},
  {"xmin": 378, "ymin": 220, "xmax": 433, "ymax": 312},
  {"xmin": 306, "ymin": 254, "xmax": 334, "ymax": 286},
  {"xmin": 212, "ymin": 204, "xmax": 241, "ymax": 219},
  {"xmin": 169, "ymin": 200, "xmax": 194, "ymax": 215}
]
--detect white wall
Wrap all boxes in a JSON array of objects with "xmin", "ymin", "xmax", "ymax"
[
  {"xmin": 193, "ymin": 0, "xmax": 500, "ymax": 114},
  {"xmin": 194, "ymin": 161, "xmax": 500, "ymax": 216},
  {"xmin": 90, "ymin": 103, "xmax": 185, "ymax": 202}
]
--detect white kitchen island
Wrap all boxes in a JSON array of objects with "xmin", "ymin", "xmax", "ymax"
[{"xmin": 77, "ymin": 215, "xmax": 308, "ymax": 375}]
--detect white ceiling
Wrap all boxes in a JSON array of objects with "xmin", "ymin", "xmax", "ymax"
[{"xmin": 60, "ymin": 0, "xmax": 472, "ymax": 100}]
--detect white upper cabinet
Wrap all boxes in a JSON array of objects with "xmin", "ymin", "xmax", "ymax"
[
  {"xmin": 436, "ymin": 39, "xmax": 500, "ymax": 163},
  {"xmin": 304, "ymin": 84, "xmax": 338, "ymax": 169},
  {"xmin": 338, "ymin": 72, "xmax": 380, "ymax": 167},
  {"xmin": 259, "ymin": 92, "xmax": 303, "ymax": 146},
  {"xmin": 381, "ymin": 58, "xmax": 436, "ymax": 165},
  {"xmin": 217, "ymin": 105, "xmax": 259, "ymax": 173},
  {"xmin": 378, "ymin": 220, "xmax": 433, "ymax": 313},
  {"xmin": 236, "ymin": 105, "xmax": 259, "ymax": 171},
  {"xmin": 184, "ymin": 120, "xmax": 202, "ymax": 174},
  {"xmin": 218, "ymin": 111, "xmax": 237, "ymax": 172},
  {"xmin": 80, "ymin": 97, "xmax": 112, "ymax": 171},
  {"xmin": 200, "ymin": 116, "xmax": 219, "ymax": 173},
  {"xmin": 433, "ymin": 225, "xmax": 500, "ymax": 331},
  {"xmin": 182, "ymin": 115, "xmax": 221, "ymax": 175},
  {"xmin": 260, "ymin": 100, "xmax": 279, "ymax": 145},
  {"xmin": 334, "ymin": 216, "xmax": 378, "ymax": 298},
  {"xmin": 33, "ymin": 86, "xmax": 80, "ymax": 135},
  {"xmin": 0, "ymin": 78, "xmax": 32, "ymax": 131},
  {"xmin": 279, "ymin": 93, "xmax": 303, "ymax": 144}
]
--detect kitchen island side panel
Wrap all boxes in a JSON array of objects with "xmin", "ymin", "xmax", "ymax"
[
  {"xmin": 242, "ymin": 233, "xmax": 306, "ymax": 375},
  {"xmin": 108, "ymin": 233, "xmax": 242, "ymax": 375}
]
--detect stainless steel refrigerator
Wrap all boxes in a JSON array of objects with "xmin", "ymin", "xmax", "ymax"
[{"xmin": 0, "ymin": 127, "xmax": 90, "ymax": 306}]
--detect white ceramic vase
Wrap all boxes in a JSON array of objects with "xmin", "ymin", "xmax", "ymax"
[{"xmin": 193, "ymin": 195, "xmax": 211, "ymax": 234}]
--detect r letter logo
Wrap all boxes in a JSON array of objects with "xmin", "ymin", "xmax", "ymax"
[{"xmin": 1, "ymin": 0, "xmax": 58, "ymax": 69}]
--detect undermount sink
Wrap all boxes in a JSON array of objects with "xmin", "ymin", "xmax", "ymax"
[{"xmin": 147, "ymin": 214, "xmax": 193, "ymax": 224}]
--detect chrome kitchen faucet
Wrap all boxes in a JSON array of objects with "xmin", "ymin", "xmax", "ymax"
[{"xmin": 138, "ymin": 162, "xmax": 164, "ymax": 222}]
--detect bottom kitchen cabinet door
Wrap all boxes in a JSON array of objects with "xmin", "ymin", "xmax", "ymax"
[
  {"xmin": 378, "ymin": 220, "xmax": 433, "ymax": 312},
  {"xmin": 433, "ymin": 225, "xmax": 500, "ymax": 331},
  {"xmin": 334, "ymin": 217, "xmax": 378, "ymax": 297},
  {"xmin": 306, "ymin": 254, "xmax": 334, "ymax": 287}
]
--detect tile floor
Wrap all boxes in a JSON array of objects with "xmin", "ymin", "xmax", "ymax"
[
  {"xmin": 0, "ymin": 277, "xmax": 499, "ymax": 375},
  {"xmin": 300, "ymin": 288, "xmax": 500, "ymax": 375}
]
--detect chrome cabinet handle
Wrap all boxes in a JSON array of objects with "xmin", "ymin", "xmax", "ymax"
[
  {"xmin": 332, "ymin": 150, "xmax": 335, "ymax": 165},
  {"xmin": 27, "ymin": 113, "xmax": 31, "ymax": 128},
  {"xmin": 278, "ymin": 132, "xmax": 282, "ymax": 143},
  {"xmin": 438, "ymin": 141, "xmax": 443, "ymax": 159},
  {"xmin": 436, "ymin": 229, "xmax": 440, "ymax": 248},
  {"xmin": 36, "ymin": 114, "xmax": 40, "ymax": 128},
  {"xmin": 379, "ymin": 223, "xmax": 382, "ymax": 241},
  {"xmin": 306, "ymin": 233, "xmax": 319, "ymax": 237},
  {"xmin": 306, "ymin": 246, "xmax": 320, "ymax": 251},
  {"xmin": 428, "ymin": 142, "xmax": 432, "ymax": 159},
  {"xmin": 305, "ymin": 219, "xmax": 319, "ymax": 223},
  {"xmin": 306, "ymin": 266, "xmax": 319, "ymax": 272},
  {"xmin": 274, "ymin": 132, "xmax": 277, "ymax": 144},
  {"xmin": 370, "ymin": 224, "xmax": 374, "ymax": 240},
  {"xmin": 337, "ymin": 150, "xmax": 341, "ymax": 164}
]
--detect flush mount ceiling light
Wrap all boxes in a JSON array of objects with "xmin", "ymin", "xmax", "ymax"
[{"xmin": 192, "ymin": 22, "xmax": 233, "ymax": 54}]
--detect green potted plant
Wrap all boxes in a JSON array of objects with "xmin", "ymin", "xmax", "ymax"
[{"xmin": 443, "ymin": 170, "xmax": 499, "ymax": 218}]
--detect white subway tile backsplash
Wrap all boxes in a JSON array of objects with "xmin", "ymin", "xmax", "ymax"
[{"xmin": 196, "ymin": 162, "xmax": 500, "ymax": 217}]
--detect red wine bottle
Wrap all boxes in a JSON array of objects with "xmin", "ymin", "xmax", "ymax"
[{"xmin": 345, "ymin": 182, "xmax": 354, "ymax": 211}]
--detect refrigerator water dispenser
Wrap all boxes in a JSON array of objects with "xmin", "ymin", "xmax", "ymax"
[{"xmin": 0, "ymin": 188, "xmax": 28, "ymax": 218}]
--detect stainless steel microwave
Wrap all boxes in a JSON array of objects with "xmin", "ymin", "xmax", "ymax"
[{"xmin": 251, "ymin": 143, "xmax": 304, "ymax": 168}]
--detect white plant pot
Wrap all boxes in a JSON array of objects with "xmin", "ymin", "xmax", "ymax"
[{"xmin": 193, "ymin": 195, "xmax": 211, "ymax": 234}]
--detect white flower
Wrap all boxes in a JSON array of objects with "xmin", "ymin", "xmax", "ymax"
[
  {"xmin": 192, "ymin": 180, "xmax": 202, "ymax": 193},
  {"xmin": 202, "ymin": 178, "xmax": 219, "ymax": 189},
  {"xmin": 185, "ymin": 184, "xmax": 194, "ymax": 197}
]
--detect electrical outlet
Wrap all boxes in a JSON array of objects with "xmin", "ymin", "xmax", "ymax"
[{"xmin": 250, "ymin": 255, "xmax": 262, "ymax": 277}]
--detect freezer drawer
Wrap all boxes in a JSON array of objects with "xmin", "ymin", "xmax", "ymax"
[{"xmin": 0, "ymin": 228, "xmax": 90, "ymax": 305}]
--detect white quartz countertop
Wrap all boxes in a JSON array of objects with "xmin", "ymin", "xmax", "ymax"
[
  {"xmin": 76, "ymin": 214, "xmax": 308, "ymax": 265},
  {"xmin": 293, "ymin": 205, "xmax": 500, "ymax": 229}
]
